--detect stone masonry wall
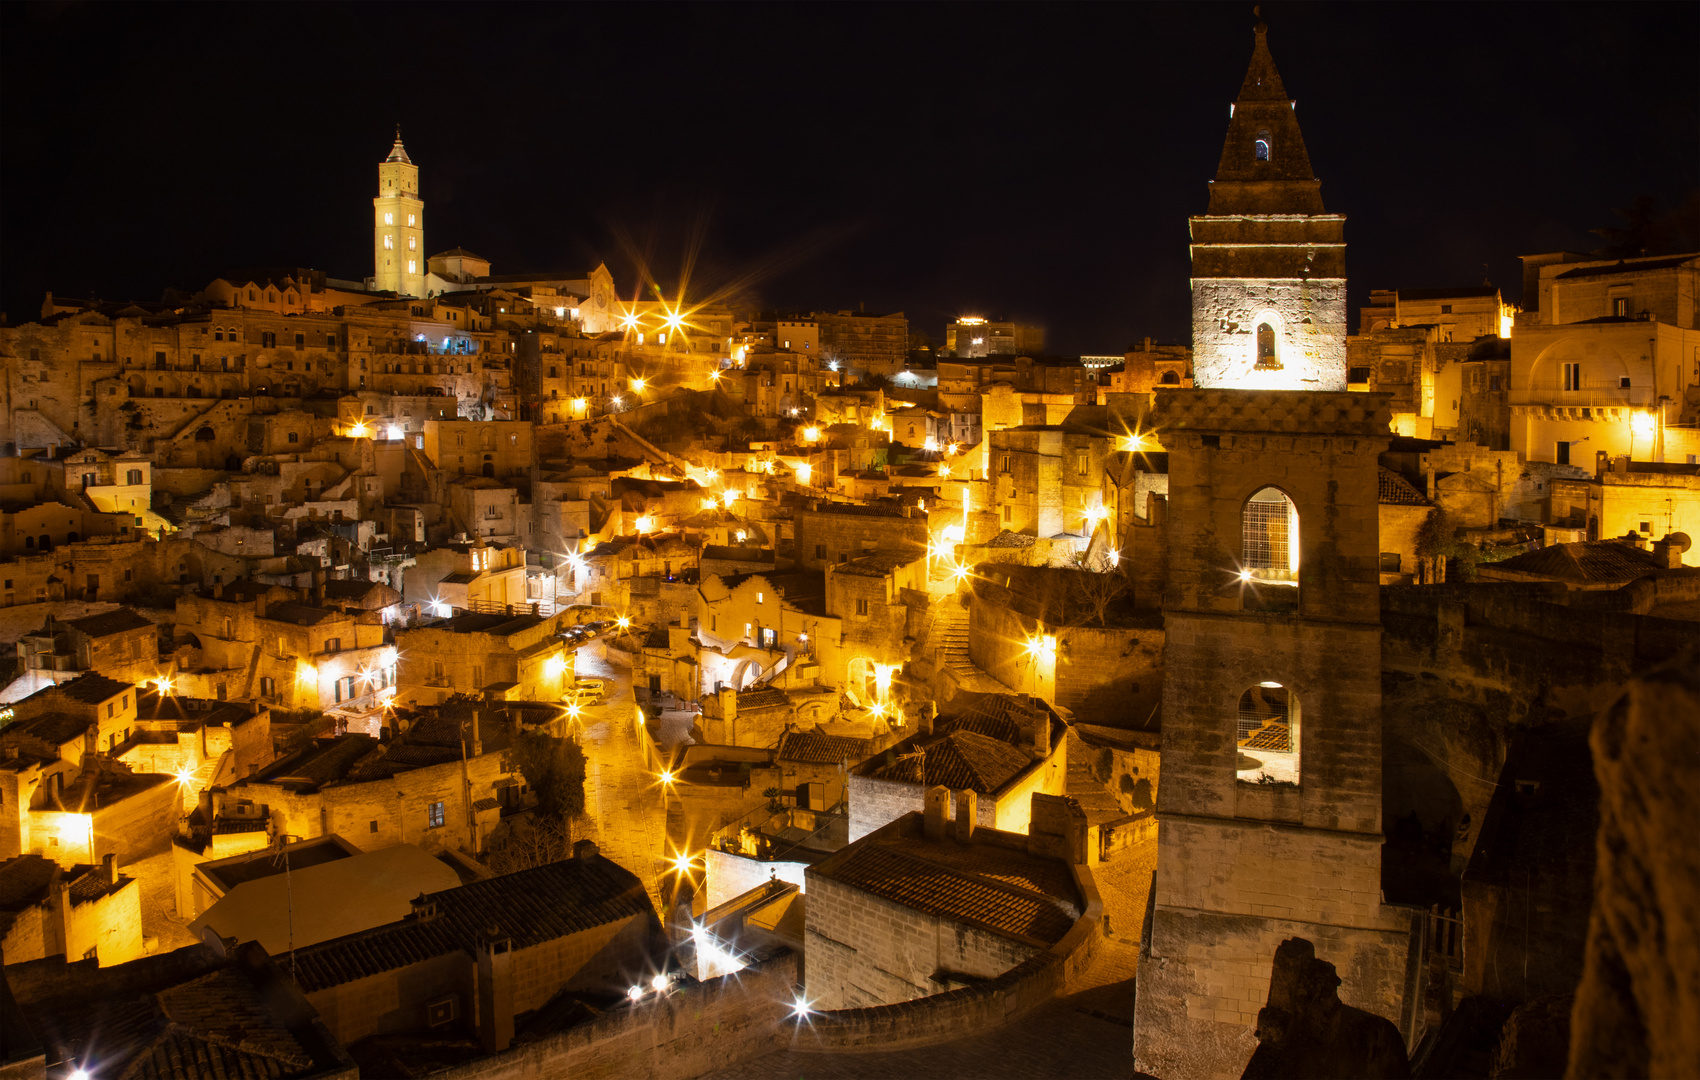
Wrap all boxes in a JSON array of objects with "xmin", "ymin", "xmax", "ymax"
[
  {"xmin": 804, "ymin": 866, "xmax": 1043, "ymax": 1010},
  {"xmin": 1191, "ymin": 278, "xmax": 1348, "ymax": 391}
]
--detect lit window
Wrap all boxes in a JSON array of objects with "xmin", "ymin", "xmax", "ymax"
[
  {"xmin": 384, "ymin": 212, "xmax": 393, "ymax": 225},
  {"xmin": 1236, "ymin": 683, "xmax": 1298, "ymax": 785},
  {"xmin": 408, "ymin": 236, "xmax": 416, "ymax": 250},
  {"xmin": 408, "ymin": 214, "xmax": 416, "ymax": 226},
  {"xmin": 408, "ymin": 260, "xmax": 417, "ymax": 274},
  {"xmin": 383, "ymin": 235, "xmax": 393, "ymax": 250},
  {"xmin": 427, "ymin": 801, "xmax": 445, "ymax": 828}
]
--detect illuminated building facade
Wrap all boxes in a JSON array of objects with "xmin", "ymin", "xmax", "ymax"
[
  {"xmin": 372, "ymin": 131, "xmax": 426, "ymax": 298},
  {"xmin": 1188, "ymin": 23, "xmax": 1346, "ymax": 390},
  {"xmin": 944, "ymin": 316, "xmax": 1045, "ymax": 358},
  {"xmin": 1135, "ymin": 21, "xmax": 1417, "ymax": 1077}
]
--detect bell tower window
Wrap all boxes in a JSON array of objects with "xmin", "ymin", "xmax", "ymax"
[
  {"xmin": 1240, "ymin": 486, "xmax": 1299, "ymax": 610},
  {"xmin": 1255, "ymin": 323, "xmax": 1278, "ymax": 368},
  {"xmin": 384, "ymin": 235, "xmax": 393, "ymax": 250},
  {"xmin": 1236, "ymin": 683, "xmax": 1299, "ymax": 784},
  {"xmin": 1255, "ymin": 129, "xmax": 1271, "ymax": 161},
  {"xmin": 384, "ymin": 212, "xmax": 394, "ymax": 225}
]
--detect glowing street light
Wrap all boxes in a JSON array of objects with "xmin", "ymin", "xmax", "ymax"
[
  {"xmin": 722, "ymin": 490, "xmax": 739, "ymax": 508},
  {"xmin": 616, "ymin": 615, "xmax": 631, "ymax": 630},
  {"xmin": 349, "ymin": 422, "xmax": 369, "ymax": 438},
  {"xmin": 634, "ymin": 516, "xmax": 653, "ymax": 533},
  {"xmin": 658, "ymin": 769, "xmax": 675, "ymax": 785},
  {"xmin": 651, "ymin": 972, "xmax": 671, "ymax": 992},
  {"xmin": 803, "ymin": 426, "xmax": 820, "ymax": 442},
  {"xmin": 938, "ymin": 464, "xmax": 951, "ymax": 478},
  {"xmin": 386, "ymin": 424, "xmax": 403, "ymax": 440},
  {"xmin": 795, "ymin": 463, "xmax": 812, "ymax": 483},
  {"xmin": 630, "ymin": 377, "xmax": 647, "ymax": 393},
  {"xmin": 628, "ymin": 985, "xmax": 645, "ymax": 1002},
  {"xmin": 610, "ymin": 394, "xmax": 624, "ymax": 408}
]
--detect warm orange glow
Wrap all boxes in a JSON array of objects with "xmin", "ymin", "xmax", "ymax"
[
  {"xmin": 634, "ymin": 515, "xmax": 653, "ymax": 533},
  {"xmin": 617, "ymin": 615, "xmax": 631, "ymax": 630},
  {"xmin": 349, "ymin": 422, "xmax": 369, "ymax": 438},
  {"xmin": 803, "ymin": 426, "xmax": 820, "ymax": 442},
  {"xmin": 795, "ymin": 463, "xmax": 812, "ymax": 482},
  {"xmin": 1631, "ymin": 411, "xmax": 1656, "ymax": 436},
  {"xmin": 630, "ymin": 377, "xmax": 647, "ymax": 392}
]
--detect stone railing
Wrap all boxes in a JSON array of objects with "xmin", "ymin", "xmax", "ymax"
[{"xmin": 781, "ymin": 858, "xmax": 1106, "ymax": 1053}]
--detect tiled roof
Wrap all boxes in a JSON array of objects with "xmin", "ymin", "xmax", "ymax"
[
  {"xmin": 284, "ymin": 854, "xmax": 655, "ymax": 994},
  {"xmin": 263, "ymin": 602, "xmax": 340, "ymax": 626},
  {"xmin": 1553, "ymin": 254, "xmax": 1696, "ymax": 280},
  {"xmin": 871, "ymin": 731, "xmax": 1033, "ymax": 794},
  {"xmin": 954, "ymin": 694, "xmax": 1049, "ymax": 742},
  {"xmin": 820, "ymin": 844, "xmax": 1075, "ymax": 945},
  {"xmin": 67, "ymin": 607, "xmax": 155, "ymax": 638},
  {"xmin": 832, "ymin": 552, "xmax": 919, "ymax": 577},
  {"xmin": 4, "ymin": 711, "xmax": 91, "ymax": 749},
  {"xmin": 1378, "ymin": 467, "xmax": 1430, "ymax": 506},
  {"xmin": 65, "ymin": 866, "xmax": 132, "ymax": 906},
  {"xmin": 1488, "ymin": 540, "xmax": 1664, "ymax": 583},
  {"xmin": 1150, "ymin": 388, "xmax": 1393, "ymax": 437},
  {"xmin": 46, "ymin": 671, "xmax": 130, "ymax": 704},
  {"xmin": 736, "ymin": 684, "xmax": 790, "ymax": 712},
  {"xmin": 0, "ymin": 853, "xmax": 60, "ymax": 909},
  {"xmin": 255, "ymin": 735, "xmax": 378, "ymax": 790},
  {"xmin": 776, "ymin": 731, "xmax": 871, "ymax": 764}
]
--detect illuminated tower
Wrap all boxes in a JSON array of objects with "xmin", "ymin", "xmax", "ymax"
[
  {"xmin": 1190, "ymin": 19, "xmax": 1346, "ymax": 390},
  {"xmin": 1133, "ymin": 20, "xmax": 1413, "ymax": 1079},
  {"xmin": 373, "ymin": 129, "xmax": 425, "ymax": 297}
]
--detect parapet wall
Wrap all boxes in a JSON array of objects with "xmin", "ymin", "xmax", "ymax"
[
  {"xmin": 784, "ymin": 856, "xmax": 1105, "ymax": 1053},
  {"xmin": 431, "ymin": 949, "xmax": 800, "ymax": 1080}
]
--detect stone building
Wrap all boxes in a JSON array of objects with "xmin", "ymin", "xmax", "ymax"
[
  {"xmin": 847, "ymin": 694, "xmax": 1068, "ymax": 841},
  {"xmin": 283, "ymin": 842, "xmax": 662, "ymax": 1056},
  {"xmin": 943, "ymin": 317, "xmax": 1046, "ymax": 358},
  {"xmin": 0, "ymin": 852, "xmax": 142, "ymax": 966},
  {"xmin": 14, "ymin": 607, "xmax": 159, "ymax": 695},
  {"xmin": 1188, "ymin": 23, "xmax": 1346, "ymax": 391},
  {"xmin": 792, "ymin": 500, "xmax": 930, "ymax": 572},
  {"xmin": 805, "ymin": 789, "xmax": 1091, "ymax": 1009},
  {"xmin": 1358, "ymin": 284, "xmax": 1517, "ymax": 341},
  {"xmin": 393, "ymin": 610, "xmax": 572, "ymax": 705},
  {"xmin": 987, "ymin": 424, "xmax": 1113, "ymax": 539},
  {"xmin": 1509, "ymin": 252, "xmax": 1700, "ymax": 469},
  {"xmin": 1133, "ymin": 24, "xmax": 1419, "ymax": 1077},
  {"xmin": 1134, "ymin": 388, "xmax": 1420, "ymax": 1078}
]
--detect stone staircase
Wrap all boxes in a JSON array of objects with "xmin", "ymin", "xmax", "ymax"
[{"xmin": 924, "ymin": 602, "xmax": 1007, "ymax": 695}]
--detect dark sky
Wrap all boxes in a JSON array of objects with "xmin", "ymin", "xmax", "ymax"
[{"xmin": 3, "ymin": 2, "xmax": 1695, "ymax": 354}]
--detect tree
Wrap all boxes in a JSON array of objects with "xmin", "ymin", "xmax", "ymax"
[
  {"xmin": 485, "ymin": 815, "xmax": 571, "ymax": 876},
  {"xmin": 509, "ymin": 729, "xmax": 587, "ymax": 822},
  {"xmin": 1074, "ymin": 564, "xmax": 1134, "ymax": 628}
]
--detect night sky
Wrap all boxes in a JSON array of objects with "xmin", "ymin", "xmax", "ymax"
[{"xmin": 3, "ymin": 2, "xmax": 1695, "ymax": 354}]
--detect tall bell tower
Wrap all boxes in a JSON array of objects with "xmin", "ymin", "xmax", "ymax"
[
  {"xmin": 1132, "ymin": 19, "xmax": 1415, "ymax": 1080},
  {"xmin": 1190, "ymin": 19, "xmax": 1347, "ymax": 390},
  {"xmin": 373, "ymin": 128, "xmax": 425, "ymax": 298}
]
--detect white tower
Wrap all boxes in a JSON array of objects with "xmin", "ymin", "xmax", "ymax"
[{"xmin": 373, "ymin": 129, "xmax": 424, "ymax": 297}]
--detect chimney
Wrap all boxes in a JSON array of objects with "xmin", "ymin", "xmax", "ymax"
[
  {"xmin": 1030, "ymin": 703, "xmax": 1051, "ymax": 758},
  {"xmin": 475, "ymin": 923, "xmax": 516, "ymax": 1054},
  {"xmin": 468, "ymin": 710, "xmax": 483, "ymax": 757},
  {"xmin": 573, "ymin": 839, "xmax": 600, "ymax": 863},
  {"xmin": 953, "ymin": 789, "xmax": 977, "ymax": 843},
  {"xmin": 922, "ymin": 785, "xmax": 950, "ymax": 840},
  {"xmin": 1653, "ymin": 536, "xmax": 1686, "ymax": 569},
  {"xmin": 411, "ymin": 893, "xmax": 439, "ymax": 921},
  {"xmin": 1596, "ymin": 450, "xmax": 1610, "ymax": 481},
  {"xmin": 1614, "ymin": 454, "xmax": 1632, "ymax": 476},
  {"xmin": 102, "ymin": 853, "xmax": 118, "ymax": 885}
]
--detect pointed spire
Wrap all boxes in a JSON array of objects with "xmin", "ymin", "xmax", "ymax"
[
  {"xmin": 1236, "ymin": 15, "xmax": 1290, "ymax": 102},
  {"xmin": 385, "ymin": 126, "xmax": 412, "ymax": 165},
  {"xmin": 1205, "ymin": 13, "xmax": 1324, "ymax": 214}
]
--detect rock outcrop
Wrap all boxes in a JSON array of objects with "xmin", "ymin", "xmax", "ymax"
[
  {"xmin": 1241, "ymin": 936, "xmax": 1410, "ymax": 1079},
  {"xmin": 1566, "ymin": 650, "xmax": 1700, "ymax": 1078}
]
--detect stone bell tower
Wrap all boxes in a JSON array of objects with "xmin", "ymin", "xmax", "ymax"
[
  {"xmin": 373, "ymin": 128, "xmax": 425, "ymax": 298},
  {"xmin": 1132, "ymin": 20, "xmax": 1415, "ymax": 1080},
  {"xmin": 1190, "ymin": 18, "xmax": 1347, "ymax": 391}
]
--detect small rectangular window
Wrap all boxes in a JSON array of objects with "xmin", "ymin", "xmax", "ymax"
[
  {"xmin": 856, "ymin": 599, "xmax": 868, "ymax": 616},
  {"xmin": 1440, "ymin": 304, "xmax": 1453, "ymax": 314},
  {"xmin": 1556, "ymin": 441, "xmax": 1571, "ymax": 465},
  {"xmin": 1613, "ymin": 298, "xmax": 1629, "ymax": 317},
  {"xmin": 1619, "ymin": 376, "xmax": 1631, "ymax": 389},
  {"xmin": 1562, "ymin": 363, "xmax": 1581, "ymax": 392},
  {"xmin": 428, "ymin": 801, "xmax": 446, "ymax": 828}
]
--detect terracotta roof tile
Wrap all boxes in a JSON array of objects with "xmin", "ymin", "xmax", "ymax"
[
  {"xmin": 284, "ymin": 855, "xmax": 654, "ymax": 994},
  {"xmin": 776, "ymin": 731, "xmax": 871, "ymax": 765},
  {"xmin": 1378, "ymin": 467, "xmax": 1430, "ymax": 506},
  {"xmin": 820, "ymin": 844, "xmax": 1075, "ymax": 945}
]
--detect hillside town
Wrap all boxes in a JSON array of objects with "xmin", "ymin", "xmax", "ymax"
[{"xmin": 1, "ymin": 15, "xmax": 1697, "ymax": 1080}]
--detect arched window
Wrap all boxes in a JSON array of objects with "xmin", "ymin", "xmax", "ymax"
[
  {"xmin": 1159, "ymin": 370, "xmax": 1180, "ymax": 385},
  {"xmin": 1255, "ymin": 323, "xmax": 1279, "ymax": 369},
  {"xmin": 1237, "ymin": 682, "xmax": 1299, "ymax": 784},
  {"xmin": 1255, "ymin": 130, "xmax": 1271, "ymax": 161},
  {"xmin": 1241, "ymin": 487, "xmax": 1299, "ymax": 593}
]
